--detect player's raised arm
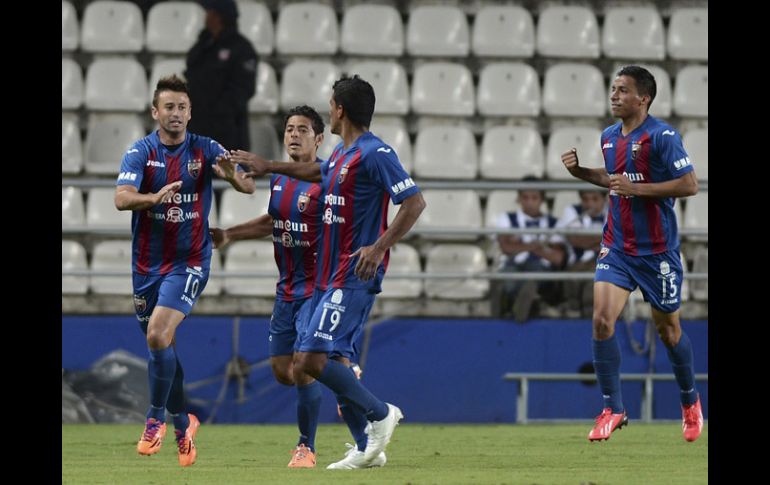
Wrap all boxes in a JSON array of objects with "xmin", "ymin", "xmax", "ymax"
[
  {"xmin": 230, "ymin": 149, "xmax": 322, "ymax": 182},
  {"xmin": 115, "ymin": 181, "xmax": 183, "ymax": 211},
  {"xmin": 213, "ymin": 155, "xmax": 256, "ymax": 194},
  {"xmin": 209, "ymin": 213, "xmax": 273, "ymax": 249},
  {"xmin": 561, "ymin": 148, "xmax": 610, "ymax": 188}
]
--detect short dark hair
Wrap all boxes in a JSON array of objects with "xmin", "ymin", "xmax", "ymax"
[
  {"xmin": 332, "ymin": 75, "xmax": 376, "ymax": 129},
  {"xmin": 284, "ymin": 105, "xmax": 325, "ymax": 135},
  {"xmin": 520, "ymin": 175, "xmax": 545, "ymax": 199},
  {"xmin": 616, "ymin": 65, "xmax": 657, "ymax": 110},
  {"xmin": 152, "ymin": 74, "xmax": 189, "ymax": 108}
]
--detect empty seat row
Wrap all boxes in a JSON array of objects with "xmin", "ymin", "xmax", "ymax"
[
  {"xmin": 63, "ymin": 2, "xmax": 708, "ymax": 61},
  {"xmin": 63, "ymin": 239, "xmax": 490, "ymax": 300},
  {"xmin": 63, "ymin": 185, "xmax": 709, "ymax": 237},
  {"xmin": 64, "ymin": 58, "xmax": 709, "ymax": 118},
  {"xmin": 63, "ymin": 110, "xmax": 709, "ymax": 182}
]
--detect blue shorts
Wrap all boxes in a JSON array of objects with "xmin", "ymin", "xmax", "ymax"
[
  {"xmin": 297, "ymin": 287, "xmax": 375, "ymax": 359},
  {"xmin": 269, "ymin": 297, "xmax": 313, "ymax": 356},
  {"xmin": 132, "ymin": 268, "xmax": 209, "ymax": 333},
  {"xmin": 594, "ymin": 248, "xmax": 683, "ymax": 313}
]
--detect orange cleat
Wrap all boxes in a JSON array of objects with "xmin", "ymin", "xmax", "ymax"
[
  {"xmin": 287, "ymin": 443, "xmax": 317, "ymax": 468},
  {"xmin": 682, "ymin": 397, "xmax": 703, "ymax": 442},
  {"xmin": 175, "ymin": 414, "xmax": 200, "ymax": 467},
  {"xmin": 137, "ymin": 418, "xmax": 167, "ymax": 456},
  {"xmin": 588, "ymin": 408, "xmax": 628, "ymax": 441}
]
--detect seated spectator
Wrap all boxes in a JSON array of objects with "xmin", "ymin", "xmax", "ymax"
[
  {"xmin": 493, "ymin": 179, "xmax": 567, "ymax": 322},
  {"xmin": 556, "ymin": 189, "xmax": 608, "ymax": 317}
]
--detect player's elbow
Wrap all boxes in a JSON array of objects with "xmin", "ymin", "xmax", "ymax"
[
  {"xmin": 684, "ymin": 175, "xmax": 699, "ymax": 197},
  {"xmin": 114, "ymin": 194, "xmax": 128, "ymax": 211}
]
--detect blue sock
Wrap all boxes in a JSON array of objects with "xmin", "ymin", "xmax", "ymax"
[
  {"xmin": 337, "ymin": 395, "xmax": 369, "ymax": 451},
  {"xmin": 318, "ymin": 359, "xmax": 388, "ymax": 421},
  {"xmin": 166, "ymin": 357, "xmax": 189, "ymax": 433},
  {"xmin": 593, "ymin": 335, "xmax": 624, "ymax": 413},
  {"xmin": 147, "ymin": 346, "xmax": 177, "ymax": 422},
  {"xmin": 665, "ymin": 331, "xmax": 698, "ymax": 406},
  {"xmin": 296, "ymin": 381, "xmax": 322, "ymax": 452}
]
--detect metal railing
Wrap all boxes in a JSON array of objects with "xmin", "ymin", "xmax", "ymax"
[{"xmin": 501, "ymin": 372, "xmax": 709, "ymax": 423}]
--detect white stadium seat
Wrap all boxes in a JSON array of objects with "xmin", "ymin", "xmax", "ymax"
[
  {"xmin": 62, "ymin": 1, "xmax": 79, "ymax": 51},
  {"xmin": 602, "ymin": 7, "xmax": 665, "ymax": 60},
  {"xmin": 341, "ymin": 4, "xmax": 404, "ymax": 56},
  {"xmin": 62, "ymin": 58, "xmax": 83, "ymax": 110},
  {"xmin": 477, "ymin": 62, "xmax": 540, "ymax": 116},
  {"xmin": 62, "ymin": 187, "xmax": 86, "ymax": 227},
  {"xmin": 347, "ymin": 61, "xmax": 409, "ymax": 115},
  {"xmin": 683, "ymin": 128, "xmax": 708, "ymax": 180},
  {"xmin": 147, "ymin": 58, "xmax": 186, "ymax": 106},
  {"xmin": 87, "ymin": 188, "xmax": 132, "ymax": 228},
  {"xmin": 219, "ymin": 188, "xmax": 271, "ymax": 227},
  {"xmin": 62, "ymin": 241, "xmax": 89, "ymax": 295},
  {"xmin": 379, "ymin": 244, "xmax": 423, "ymax": 299},
  {"xmin": 684, "ymin": 192, "xmax": 708, "ymax": 229},
  {"xmin": 80, "ymin": 1, "xmax": 144, "ymax": 53},
  {"xmin": 238, "ymin": 0, "xmax": 274, "ymax": 55},
  {"xmin": 416, "ymin": 190, "xmax": 482, "ymax": 241},
  {"xmin": 673, "ymin": 66, "xmax": 708, "ymax": 117},
  {"xmin": 545, "ymin": 126, "xmax": 603, "ymax": 180},
  {"xmin": 223, "ymin": 241, "xmax": 278, "ymax": 296},
  {"xmin": 479, "ymin": 126, "xmax": 544, "ymax": 180},
  {"xmin": 551, "ymin": 191, "xmax": 581, "ymax": 221},
  {"xmin": 248, "ymin": 61, "xmax": 279, "ymax": 114},
  {"xmin": 249, "ymin": 119, "xmax": 282, "ymax": 161},
  {"xmin": 280, "ymin": 61, "xmax": 340, "ymax": 113},
  {"xmin": 484, "ymin": 191, "xmax": 519, "ymax": 228},
  {"xmin": 84, "ymin": 113, "xmax": 146, "ymax": 174},
  {"xmin": 668, "ymin": 8, "xmax": 708, "ymax": 61},
  {"xmin": 537, "ymin": 6, "xmax": 600, "ymax": 58},
  {"xmin": 411, "ymin": 62, "xmax": 474, "ymax": 116},
  {"xmin": 90, "ymin": 241, "xmax": 133, "ymax": 295},
  {"xmin": 85, "ymin": 57, "xmax": 148, "ymax": 111},
  {"xmin": 407, "ymin": 5, "xmax": 469, "ymax": 57},
  {"xmin": 146, "ymin": 2, "xmax": 205, "ymax": 54},
  {"xmin": 425, "ymin": 244, "xmax": 489, "ymax": 300},
  {"xmin": 276, "ymin": 3, "xmax": 338, "ymax": 55},
  {"xmin": 472, "ymin": 6, "xmax": 535, "ymax": 58},
  {"xmin": 543, "ymin": 63, "xmax": 605, "ymax": 117},
  {"xmin": 413, "ymin": 126, "xmax": 477, "ymax": 179},
  {"xmin": 62, "ymin": 113, "xmax": 83, "ymax": 174}
]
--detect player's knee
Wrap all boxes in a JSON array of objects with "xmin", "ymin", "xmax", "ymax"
[
  {"xmin": 271, "ymin": 362, "xmax": 295, "ymax": 386},
  {"xmin": 592, "ymin": 313, "xmax": 615, "ymax": 339},
  {"xmin": 295, "ymin": 353, "xmax": 324, "ymax": 378},
  {"xmin": 146, "ymin": 329, "xmax": 171, "ymax": 350},
  {"xmin": 657, "ymin": 325, "xmax": 680, "ymax": 347}
]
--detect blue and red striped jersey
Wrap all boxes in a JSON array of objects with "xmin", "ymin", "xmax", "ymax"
[
  {"xmin": 116, "ymin": 131, "xmax": 225, "ymax": 275},
  {"xmin": 316, "ymin": 131, "xmax": 420, "ymax": 293},
  {"xmin": 268, "ymin": 161, "xmax": 323, "ymax": 301},
  {"xmin": 600, "ymin": 115, "xmax": 694, "ymax": 256}
]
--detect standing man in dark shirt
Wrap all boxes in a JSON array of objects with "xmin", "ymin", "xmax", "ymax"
[{"xmin": 186, "ymin": 0, "xmax": 258, "ymax": 151}]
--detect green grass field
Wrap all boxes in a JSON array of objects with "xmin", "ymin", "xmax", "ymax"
[{"xmin": 63, "ymin": 422, "xmax": 707, "ymax": 484}]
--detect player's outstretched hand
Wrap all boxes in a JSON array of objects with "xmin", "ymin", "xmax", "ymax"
[
  {"xmin": 561, "ymin": 148, "xmax": 580, "ymax": 172},
  {"xmin": 213, "ymin": 155, "xmax": 238, "ymax": 180},
  {"xmin": 209, "ymin": 227, "xmax": 229, "ymax": 249},
  {"xmin": 351, "ymin": 245, "xmax": 386, "ymax": 282},
  {"xmin": 155, "ymin": 181, "xmax": 183, "ymax": 205},
  {"xmin": 229, "ymin": 149, "xmax": 269, "ymax": 178}
]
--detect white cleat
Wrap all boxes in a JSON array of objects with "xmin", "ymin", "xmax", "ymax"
[
  {"xmin": 326, "ymin": 443, "xmax": 386, "ymax": 469},
  {"xmin": 363, "ymin": 403, "xmax": 403, "ymax": 463}
]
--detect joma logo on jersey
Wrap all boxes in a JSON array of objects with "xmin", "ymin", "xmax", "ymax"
[
  {"xmin": 602, "ymin": 142, "xmax": 613, "ymax": 149},
  {"xmin": 622, "ymin": 172, "xmax": 645, "ymax": 182},
  {"xmin": 673, "ymin": 157, "xmax": 691, "ymax": 170},
  {"xmin": 391, "ymin": 177, "xmax": 415, "ymax": 194},
  {"xmin": 324, "ymin": 194, "xmax": 345, "ymax": 206},
  {"xmin": 274, "ymin": 219, "xmax": 308, "ymax": 232},
  {"xmin": 146, "ymin": 160, "xmax": 165, "ymax": 168}
]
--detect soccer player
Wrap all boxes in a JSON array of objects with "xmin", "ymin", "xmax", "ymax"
[
  {"xmin": 114, "ymin": 75, "xmax": 255, "ymax": 466},
  {"xmin": 560, "ymin": 66, "xmax": 702, "ymax": 442},
  {"xmin": 230, "ymin": 75, "xmax": 426, "ymax": 468},
  {"xmin": 210, "ymin": 105, "xmax": 327, "ymax": 467}
]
